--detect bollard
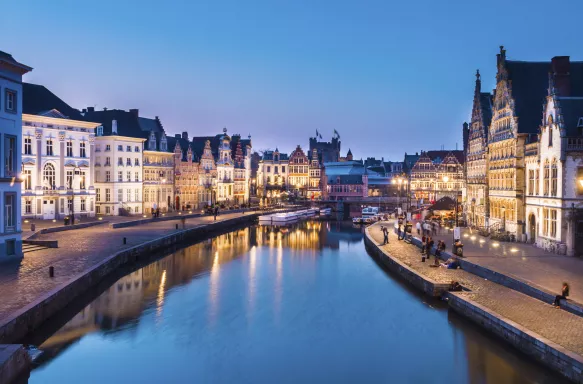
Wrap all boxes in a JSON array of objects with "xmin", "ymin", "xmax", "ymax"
[
  {"xmin": 31, "ymin": 223, "xmax": 36, "ymax": 232},
  {"xmin": 123, "ymin": 237, "xmax": 127, "ymax": 244},
  {"xmin": 49, "ymin": 266, "xmax": 54, "ymax": 277}
]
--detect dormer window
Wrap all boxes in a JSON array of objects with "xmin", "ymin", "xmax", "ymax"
[
  {"xmin": 161, "ymin": 136, "xmax": 167, "ymax": 151},
  {"xmin": 96, "ymin": 126, "xmax": 103, "ymax": 136}
]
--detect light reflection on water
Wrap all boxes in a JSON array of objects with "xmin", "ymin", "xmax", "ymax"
[{"xmin": 27, "ymin": 221, "xmax": 566, "ymax": 384}]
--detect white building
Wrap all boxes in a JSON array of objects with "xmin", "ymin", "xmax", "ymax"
[
  {"xmin": 22, "ymin": 111, "xmax": 99, "ymax": 220},
  {"xmin": 525, "ymin": 58, "xmax": 583, "ymax": 256},
  {"xmin": 0, "ymin": 51, "xmax": 31, "ymax": 259}
]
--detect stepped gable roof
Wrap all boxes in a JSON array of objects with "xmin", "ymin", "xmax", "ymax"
[
  {"xmin": 505, "ymin": 60, "xmax": 583, "ymax": 134},
  {"xmin": 556, "ymin": 97, "xmax": 583, "ymax": 137},
  {"xmin": 230, "ymin": 134, "xmax": 251, "ymax": 157},
  {"xmin": 191, "ymin": 135, "xmax": 221, "ymax": 159},
  {"xmin": 403, "ymin": 153, "xmax": 420, "ymax": 172},
  {"xmin": 22, "ymin": 83, "xmax": 84, "ymax": 120},
  {"xmin": 83, "ymin": 109, "xmax": 144, "ymax": 138},
  {"xmin": 425, "ymin": 150, "xmax": 464, "ymax": 164},
  {"xmin": 168, "ymin": 135, "xmax": 194, "ymax": 161}
]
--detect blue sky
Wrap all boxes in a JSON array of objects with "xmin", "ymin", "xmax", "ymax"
[{"xmin": 4, "ymin": 0, "xmax": 583, "ymax": 160}]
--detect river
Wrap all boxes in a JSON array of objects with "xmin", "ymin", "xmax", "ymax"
[{"xmin": 25, "ymin": 220, "xmax": 566, "ymax": 383}]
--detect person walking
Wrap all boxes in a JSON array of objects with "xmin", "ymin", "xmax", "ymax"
[
  {"xmin": 381, "ymin": 226, "xmax": 389, "ymax": 245},
  {"xmin": 427, "ymin": 237, "xmax": 435, "ymax": 258},
  {"xmin": 214, "ymin": 206, "xmax": 219, "ymax": 221},
  {"xmin": 397, "ymin": 224, "xmax": 403, "ymax": 240},
  {"xmin": 552, "ymin": 282, "xmax": 570, "ymax": 308},
  {"xmin": 416, "ymin": 221, "xmax": 421, "ymax": 235}
]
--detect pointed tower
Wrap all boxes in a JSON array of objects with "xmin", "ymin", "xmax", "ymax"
[
  {"xmin": 346, "ymin": 149, "xmax": 353, "ymax": 161},
  {"xmin": 235, "ymin": 140, "xmax": 244, "ymax": 167}
]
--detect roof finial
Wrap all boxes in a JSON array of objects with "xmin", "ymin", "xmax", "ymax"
[
  {"xmin": 475, "ymin": 69, "xmax": 480, "ymax": 81},
  {"xmin": 223, "ymin": 127, "xmax": 227, "ymax": 134}
]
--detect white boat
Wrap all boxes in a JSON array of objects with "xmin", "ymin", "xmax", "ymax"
[
  {"xmin": 259, "ymin": 209, "xmax": 317, "ymax": 224},
  {"xmin": 320, "ymin": 208, "xmax": 332, "ymax": 215},
  {"xmin": 362, "ymin": 206, "xmax": 380, "ymax": 217},
  {"xmin": 352, "ymin": 217, "xmax": 363, "ymax": 224}
]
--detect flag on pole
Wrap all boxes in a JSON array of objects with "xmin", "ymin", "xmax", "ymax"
[
  {"xmin": 334, "ymin": 129, "xmax": 340, "ymax": 139},
  {"xmin": 316, "ymin": 129, "xmax": 319, "ymax": 138}
]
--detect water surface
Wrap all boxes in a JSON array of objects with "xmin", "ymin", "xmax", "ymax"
[{"xmin": 28, "ymin": 221, "xmax": 565, "ymax": 383}]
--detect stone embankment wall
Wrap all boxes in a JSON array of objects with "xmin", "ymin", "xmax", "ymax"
[{"xmin": 365, "ymin": 226, "xmax": 583, "ymax": 383}]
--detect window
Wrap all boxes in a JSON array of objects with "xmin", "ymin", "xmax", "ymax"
[
  {"xmin": 551, "ymin": 209, "xmax": 557, "ymax": 237},
  {"xmin": 543, "ymin": 208, "xmax": 549, "ymax": 236},
  {"xmin": 135, "ymin": 189, "xmax": 139, "ymax": 202},
  {"xmin": 66, "ymin": 141, "xmax": 73, "ymax": 157},
  {"xmin": 118, "ymin": 145, "xmax": 123, "ymax": 151},
  {"xmin": 80, "ymin": 171, "xmax": 86, "ymax": 189},
  {"xmin": 135, "ymin": 158, "xmax": 140, "ymax": 166},
  {"xmin": 118, "ymin": 171, "xmax": 123, "ymax": 181},
  {"xmin": 97, "ymin": 126, "xmax": 103, "ymax": 136},
  {"xmin": 267, "ymin": 166, "xmax": 271, "ymax": 173},
  {"xmin": 578, "ymin": 168, "xmax": 583, "ymax": 195},
  {"xmin": 106, "ymin": 206, "xmax": 110, "ymax": 214},
  {"xmin": 118, "ymin": 188, "xmax": 123, "ymax": 202},
  {"xmin": 25, "ymin": 200, "xmax": 32, "ymax": 214},
  {"xmin": 105, "ymin": 157, "xmax": 111, "ymax": 166},
  {"xmin": 135, "ymin": 146, "xmax": 140, "ymax": 152},
  {"xmin": 43, "ymin": 163, "xmax": 56, "ymax": 189},
  {"xmin": 134, "ymin": 206, "xmax": 139, "ymax": 213},
  {"xmin": 528, "ymin": 170, "xmax": 535, "ymax": 195},
  {"xmin": 23, "ymin": 169, "xmax": 32, "ymax": 189},
  {"xmin": 282, "ymin": 166, "xmax": 285, "ymax": 173},
  {"xmin": 24, "ymin": 137, "xmax": 32, "ymax": 155},
  {"xmin": 144, "ymin": 189, "xmax": 149, "ymax": 202},
  {"xmin": 105, "ymin": 188, "xmax": 111, "ymax": 202},
  {"xmin": 127, "ymin": 189, "xmax": 131, "ymax": 202},
  {"xmin": 4, "ymin": 135, "xmax": 16, "ymax": 177},
  {"xmin": 66, "ymin": 170, "xmax": 73, "ymax": 189},
  {"xmin": 135, "ymin": 172, "xmax": 139, "ymax": 182},
  {"xmin": 118, "ymin": 157, "xmax": 123, "ymax": 166},
  {"xmin": 105, "ymin": 144, "xmax": 111, "ymax": 151},
  {"xmin": 96, "ymin": 206, "xmax": 101, "ymax": 214},
  {"xmin": 96, "ymin": 188, "xmax": 101, "ymax": 201},
  {"xmin": 548, "ymin": 128, "xmax": 553, "ymax": 147},
  {"xmin": 127, "ymin": 171, "xmax": 131, "ymax": 181},
  {"xmin": 551, "ymin": 161, "xmax": 558, "ymax": 197},
  {"xmin": 81, "ymin": 199, "xmax": 86, "ymax": 211},
  {"xmin": 67, "ymin": 199, "xmax": 73, "ymax": 213},
  {"xmin": 46, "ymin": 139, "xmax": 54, "ymax": 156},
  {"xmin": 4, "ymin": 193, "xmax": 15, "ymax": 232},
  {"xmin": 126, "ymin": 158, "xmax": 131, "ymax": 166},
  {"xmin": 5, "ymin": 89, "xmax": 16, "ymax": 113},
  {"xmin": 105, "ymin": 171, "xmax": 111, "ymax": 182},
  {"xmin": 80, "ymin": 142, "xmax": 86, "ymax": 158},
  {"xmin": 543, "ymin": 161, "xmax": 550, "ymax": 196},
  {"xmin": 535, "ymin": 169, "xmax": 540, "ymax": 195}
]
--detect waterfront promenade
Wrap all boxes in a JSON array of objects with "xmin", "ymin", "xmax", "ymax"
[
  {"xmin": 410, "ymin": 220, "xmax": 583, "ymax": 304},
  {"xmin": 0, "ymin": 209, "xmax": 269, "ymax": 324},
  {"xmin": 368, "ymin": 222, "xmax": 583, "ymax": 381}
]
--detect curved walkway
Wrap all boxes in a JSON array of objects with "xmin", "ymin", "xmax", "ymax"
[{"xmin": 367, "ymin": 222, "xmax": 583, "ymax": 361}]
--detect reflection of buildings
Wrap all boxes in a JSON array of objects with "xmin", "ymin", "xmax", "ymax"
[{"xmin": 35, "ymin": 220, "xmax": 363, "ymax": 366}]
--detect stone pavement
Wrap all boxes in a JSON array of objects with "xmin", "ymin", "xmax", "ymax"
[
  {"xmin": 410, "ymin": 220, "xmax": 583, "ymax": 304},
  {"xmin": 369, "ymin": 223, "xmax": 583, "ymax": 357},
  {"xmin": 0, "ymin": 210, "xmax": 264, "ymax": 323}
]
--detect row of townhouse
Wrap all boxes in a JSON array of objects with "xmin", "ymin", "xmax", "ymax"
[
  {"xmin": 0, "ymin": 48, "xmax": 255, "ymax": 261},
  {"xmin": 465, "ymin": 47, "xmax": 583, "ymax": 256}
]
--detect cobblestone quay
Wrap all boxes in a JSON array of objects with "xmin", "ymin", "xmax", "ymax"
[{"xmin": 366, "ymin": 222, "xmax": 583, "ymax": 383}]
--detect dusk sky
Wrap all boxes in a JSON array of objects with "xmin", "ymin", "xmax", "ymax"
[{"xmin": 4, "ymin": 0, "xmax": 583, "ymax": 160}]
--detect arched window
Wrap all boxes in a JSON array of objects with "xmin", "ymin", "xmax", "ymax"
[
  {"xmin": 548, "ymin": 115, "xmax": 554, "ymax": 147},
  {"xmin": 551, "ymin": 160, "xmax": 558, "ymax": 196},
  {"xmin": 43, "ymin": 163, "xmax": 56, "ymax": 190},
  {"xmin": 543, "ymin": 160, "xmax": 550, "ymax": 196}
]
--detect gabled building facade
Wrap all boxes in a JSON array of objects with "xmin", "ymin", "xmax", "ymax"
[
  {"xmin": 172, "ymin": 132, "xmax": 202, "ymax": 210},
  {"xmin": 465, "ymin": 70, "xmax": 493, "ymax": 228},
  {"xmin": 143, "ymin": 127, "xmax": 174, "ymax": 214},
  {"xmin": 525, "ymin": 56, "xmax": 583, "ymax": 256},
  {"xmin": 257, "ymin": 148, "xmax": 288, "ymax": 205},
  {"xmin": 308, "ymin": 148, "xmax": 322, "ymax": 200},
  {"xmin": 409, "ymin": 150, "xmax": 465, "ymax": 204},
  {"xmin": 288, "ymin": 145, "xmax": 309, "ymax": 197}
]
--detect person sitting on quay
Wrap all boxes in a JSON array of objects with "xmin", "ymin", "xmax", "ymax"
[
  {"xmin": 552, "ymin": 282, "xmax": 570, "ymax": 309},
  {"xmin": 441, "ymin": 257, "xmax": 460, "ymax": 270},
  {"xmin": 449, "ymin": 280, "xmax": 463, "ymax": 292},
  {"xmin": 427, "ymin": 237, "xmax": 435, "ymax": 258}
]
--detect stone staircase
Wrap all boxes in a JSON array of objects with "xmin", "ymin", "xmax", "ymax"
[{"xmin": 22, "ymin": 243, "xmax": 49, "ymax": 254}]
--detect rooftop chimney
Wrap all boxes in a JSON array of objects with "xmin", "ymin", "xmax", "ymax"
[
  {"xmin": 129, "ymin": 109, "xmax": 139, "ymax": 118},
  {"xmin": 175, "ymin": 134, "xmax": 181, "ymax": 139},
  {"xmin": 182, "ymin": 131, "xmax": 188, "ymax": 141},
  {"xmin": 112, "ymin": 120, "xmax": 118, "ymax": 134},
  {"xmin": 551, "ymin": 56, "xmax": 571, "ymax": 97},
  {"xmin": 87, "ymin": 106, "xmax": 95, "ymax": 113}
]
